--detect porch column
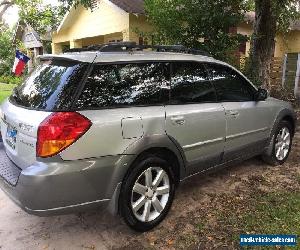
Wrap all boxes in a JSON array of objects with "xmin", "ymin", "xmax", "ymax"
[
  {"xmin": 52, "ymin": 43, "xmax": 63, "ymax": 54},
  {"xmin": 70, "ymin": 39, "xmax": 83, "ymax": 49}
]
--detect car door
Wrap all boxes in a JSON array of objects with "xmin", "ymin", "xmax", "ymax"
[
  {"xmin": 206, "ymin": 63, "xmax": 273, "ymax": 162},
  {"xmin": 165, "ymin": 62, "xmax": 226, "ymax": 176}
]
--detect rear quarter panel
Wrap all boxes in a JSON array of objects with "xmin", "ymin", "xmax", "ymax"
[{"xmin": 59, "ymin": 106, "xmax": 166, "ymax": 160}]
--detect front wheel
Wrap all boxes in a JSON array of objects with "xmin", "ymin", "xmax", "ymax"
[
  {"xmin": 119, "ymin": 155, "xmax": 176, "ymax": 232},
  {"xmin": 262, "ymin": 120, "xmax": 293, "ymax": 165}
]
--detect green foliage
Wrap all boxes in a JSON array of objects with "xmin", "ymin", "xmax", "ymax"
[
  {"xmin": 0, "ymin": 75, "xmax": 22, "ymax": 85},
  {"xmin": 0, "ymin": 83, "xmax": 18, "ymax": 104},
  {"xmin": 58, "ymin": 0, "xmax": 92, "ymax": 10},
  {"xmin": 0, "ymin": 24, "xmax": 15, "ymax": 76},
  {"xmin": 0, "ymin": 23, "xmax": 26, "ymax": 76},
  {"xmin": 271, "ymin": 0, "xmax": 300, "ymax": 33},
  {"xmin": 144, "ymin": 0, "xmax": 250, "ymax": 62},
  {"xmin": 16, "ymin": 0, "xmax": 65, "ymax": 34}
]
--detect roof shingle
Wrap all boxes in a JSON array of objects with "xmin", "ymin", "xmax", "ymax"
[{"xmin": 109, "ymin": 0, "xmax": 145, "ymax": 14}]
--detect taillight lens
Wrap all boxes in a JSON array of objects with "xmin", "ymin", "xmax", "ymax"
[{"xmin": 37, "ymin": 112, "xmax": 92, "ymax": 158}]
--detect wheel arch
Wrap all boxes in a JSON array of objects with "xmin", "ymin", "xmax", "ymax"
[
  {"xmin": 107, "ymin": 134, "xmax": 187, "ymax": 215},
  {"xmin": 122, "ymin": 135, "xmax": 187, "ymax": 183},
  {"xmin": 272, "ymin": 108, "xmax": 297, "ymax": 136}
]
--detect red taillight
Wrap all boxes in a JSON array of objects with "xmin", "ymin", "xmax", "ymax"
[{"xmin": 37, "ymin": 112, "xmax": 92, "ymax": 158}]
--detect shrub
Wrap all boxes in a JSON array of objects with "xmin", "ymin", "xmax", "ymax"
[{"xmin": 0, "ymin": 75, "xmax": 22, "ymax": 85}]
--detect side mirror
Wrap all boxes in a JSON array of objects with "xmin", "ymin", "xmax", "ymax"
[{"xmin": 255, "ymin": 88, "xmax": 268, "ymax": 101}]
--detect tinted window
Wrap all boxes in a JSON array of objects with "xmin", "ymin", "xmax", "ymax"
[
  {"xmin": 207, "ymin": 64, "xmax": 255, "ymax": 101},
  {"xmin": 11, "ymin": 60, "xmax": 87, "ymax": 110},
  {"xmin": 76, "ymin": 63, "xmax": 169, "ymax": 109},
  {"xmin": 170, "ymin": 62, "xmax": 216, "ymax": 104}
]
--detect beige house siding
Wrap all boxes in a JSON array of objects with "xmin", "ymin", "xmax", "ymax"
[
  {"xmin": 129, "ymin": 14, "xmax": 153, "ymax": 44},
  {"xmin": 237, "ymin": 22, "xmax": 300, "ymax": 58},
  {"xmin": 52, "ymin": 0, "xmax": 130, "ymax": 53},
  {"xmin": 52, "ymin": 1, "xmax": 300, "ymax": 56}
]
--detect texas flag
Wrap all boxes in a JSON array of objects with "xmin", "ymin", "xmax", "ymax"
[{"xmin": 12, "ymin": 50, "xmax": 30, "ymax": 76}]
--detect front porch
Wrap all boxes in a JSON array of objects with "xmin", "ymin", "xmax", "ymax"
[{"xmin": 51, "ymin": 31, "xmax": 126, "ymax": 54}]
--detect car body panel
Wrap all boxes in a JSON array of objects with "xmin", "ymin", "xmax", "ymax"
[
  {"xmin": 0, "ymin": 100, "xmax": 50, "ymax": 169},
  {"xmin": 222, "ymin": 100, "xmax": 275, "ymax": 161},
  {"xmin": 60, "ymin": 106, "xmax": 166, "ymax": 160},
  {"xmin": 165, "ymin": 103, "xmax": 226, "ymax": 175}
]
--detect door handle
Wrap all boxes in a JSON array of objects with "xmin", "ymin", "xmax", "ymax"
[
  {"xmin": 170, "ymin": 116, "xmax": 185, "ymax": 125},
  {"xmin": 227, "ymin": 110, "xmax": 239, "ymax": 117}
]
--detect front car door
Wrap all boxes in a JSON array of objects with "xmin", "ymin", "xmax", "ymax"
[
  {"xmin": 165, "ymin": 61, "xmax": 226, "ymax": 176},
  {"xmin": 206, "ymin": 63, "xmax": 273, "ymax": 162}
]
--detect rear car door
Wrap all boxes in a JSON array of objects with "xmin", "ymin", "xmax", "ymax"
[
  {"xmin": 165, "ymin": 62, "xmax": 226, "ymax": 175},
  {"xmin": 206, "ymin": 63, "xmax": 273, "ymax": 162}
]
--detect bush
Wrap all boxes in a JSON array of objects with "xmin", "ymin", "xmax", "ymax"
[{"xmin": 0, "ymin": 75, "xmax": 22, "ymax": 85}]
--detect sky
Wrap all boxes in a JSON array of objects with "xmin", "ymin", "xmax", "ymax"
[{"xmin": 3, "ymin": 0, "xmax": 60, "ymax": 27}]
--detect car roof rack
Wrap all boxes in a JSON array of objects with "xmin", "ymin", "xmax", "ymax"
[{"xmin": 65, "ymin": 42, "xmax": 212, "ymax": 57}]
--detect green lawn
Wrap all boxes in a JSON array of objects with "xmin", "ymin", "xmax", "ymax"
[{"xmin": 0, "ymin": 83, "xmax": 16, "ymax": 104}]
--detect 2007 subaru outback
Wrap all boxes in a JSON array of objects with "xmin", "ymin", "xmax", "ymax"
[{"xmin": 0, "ymin": 43, "xmax": 296, "ymax": 232}]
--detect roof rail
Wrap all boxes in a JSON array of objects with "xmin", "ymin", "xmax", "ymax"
[{"xmin": 64, "ymin": 42, "xmax": 212, "ymax": 57}]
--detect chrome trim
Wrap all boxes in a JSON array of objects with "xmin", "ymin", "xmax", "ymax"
[
  {"xmin": 226, "ymin": 127, "xmax": 269, "ymax": 140},
  {"xmin": 183, "ymin": 137, "xmax": 224, "ymax": 150}
]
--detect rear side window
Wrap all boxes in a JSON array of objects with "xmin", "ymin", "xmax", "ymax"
[
  {"xmin": 76, "ymin": 62, "xmax": 169, "ymax": 109},
  {"xmin": 11, "ymin": 60, "xmax": 87, "ymax": 110},
  {"xmin": 206, "ymin": 64, "xmax": 255, "ymax": 102},
  {"xmin": 170, "ymin": 62, "xmax": 216, "ymax": 104}
]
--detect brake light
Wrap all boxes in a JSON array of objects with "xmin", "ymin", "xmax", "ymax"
[{"xmin": 37, "ymin": 112, "xmax": 92, "ymax": 158}]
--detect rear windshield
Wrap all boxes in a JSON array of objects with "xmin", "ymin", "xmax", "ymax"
[{"xmin": 10, "ymin": 60, "xmax": 87, "ymax": 111}]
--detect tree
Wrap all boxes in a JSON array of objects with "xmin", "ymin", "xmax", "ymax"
[
  {"xmin": 144, "ymin": 0, "xmax": 250, "ymax": 62},
  {"xmin": 18, "ymin": 0, "xmax": 64, "ymax": 34},
  {"xmin": 0, "ymin": 0, "xmax": 65, "ymax": 34},
  {"xmin": 0, "ymin": 23, "xmax": 15, "ymax": 75},
  {"xmin": 246, "ymin": 0, "xmax": 300, "ymax": 88}
]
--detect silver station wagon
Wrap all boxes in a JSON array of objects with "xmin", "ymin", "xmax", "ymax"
[{"xmin": 0, "ymin": 43, "xmax": 296, "ymax": 231}]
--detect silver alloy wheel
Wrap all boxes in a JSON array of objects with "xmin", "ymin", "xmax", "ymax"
[
  {"xmin": 275, "ymin": 127, "xmax": 291, "ymax": 161},
  {"xmin": 131, "ymin": 167, "xmax": 170, "ymax": 222}
]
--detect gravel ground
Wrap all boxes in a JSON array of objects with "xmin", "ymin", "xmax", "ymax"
[{"xmin": 0, "ymin": 112, "xmax": 299, "ymax": 250}]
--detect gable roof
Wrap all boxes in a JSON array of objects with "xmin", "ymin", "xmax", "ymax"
[{"xmin": 109, "ymin": 0, "xmax": 145, "ymax": 14}]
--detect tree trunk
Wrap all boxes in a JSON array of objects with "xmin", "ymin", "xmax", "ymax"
[
  {"xmin": 0, "ymin": 1, "xmax": 14, "ymax": 22},
  {"xmin": 248, "ymin": 0, "xmax": 277, "ymax": 88}
]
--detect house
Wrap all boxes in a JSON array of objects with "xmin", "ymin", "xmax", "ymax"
[
  {"xmin": 237, "ymin": 12, "xmax": 300, "ymax": 58},
  {"xmin": 14, "ymin": 21, "xmax": 51, "ymax": 71},
  {"xmin": 52, "ymin": 0, "xmax": 151, "ymax": 54},
  {"xmin": 52, "ymin": 0, "xmax": 300, "ymax": 58}
]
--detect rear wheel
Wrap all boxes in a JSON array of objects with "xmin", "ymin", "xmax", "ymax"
[
  {"xmin": 262, "ymin": 120, "xmax": 293, "ymax": 165},
  {"xmin": 120, "ymin": 155, "xmax": 176, "ymax": 232}
]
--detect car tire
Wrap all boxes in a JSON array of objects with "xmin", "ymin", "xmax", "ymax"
[
  {"xmin": 262, "ymin": 120, "xmax": 293, "ymax": 166},
  {"xmin": 119, "ymin": 154, "xmax": 176, "ymax": 232}
]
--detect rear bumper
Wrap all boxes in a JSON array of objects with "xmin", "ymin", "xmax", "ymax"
[{"xmin": 0, "ymin": 143, "xmax": 129, "ymax": 216}]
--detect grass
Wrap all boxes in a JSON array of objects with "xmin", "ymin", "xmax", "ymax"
[
  {"xmin": 231, "ymin": 192, "xmax": 300, "ymax": 234},
  {"xmin": 0, "ymin": 83, "xmax": 16, "ymax": 103},
  {"xmin": 210, "ymin": 190, "xmax": 300, "ymax": 249}
]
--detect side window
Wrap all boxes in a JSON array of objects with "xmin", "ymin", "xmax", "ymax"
[
  {"xmin": 207, "ymin": 64, "xmax": 255, "ymax": 102},
  {"xmin": 76, "ymin": 62, "xmax": 169, "ymax": 109},
  {"xmin": 170, "ymin": 62, "xmax": 216, "ymax": 104}
]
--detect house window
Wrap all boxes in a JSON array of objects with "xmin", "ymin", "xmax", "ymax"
[{"xmin": 91, "ymin": 0, "xmax": 99, "ymax": 11}]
